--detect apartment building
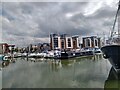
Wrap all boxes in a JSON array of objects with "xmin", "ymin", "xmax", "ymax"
[
  {"xmin": 50, "ymin": 33, "xmax": 80, "ymax": 50},
  {"xmin": 82, "ymin": 36, "xmax": 101, "ymax": 48}
]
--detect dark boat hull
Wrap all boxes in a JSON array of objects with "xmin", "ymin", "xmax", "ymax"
[
  {"xmin": 101, "ymin": 45, "xmax": 120, "ymax": 69},
  {"xmin": 104, "ymin": 67, "xmax": 120, "ymax": 89}
]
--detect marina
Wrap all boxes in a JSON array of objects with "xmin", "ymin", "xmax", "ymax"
[
  {"xmin": 1, "ymin": 0, "xmax": 120, "ymax": 89},
  {"xmin": 1, "ymin": 55, "xmax": 115, "ymax": 88}
]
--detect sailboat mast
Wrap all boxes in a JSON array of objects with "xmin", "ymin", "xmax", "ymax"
[
  {"xmin": 110, "ymin": 0, "xmax": 120, "ymax": 38},
  {"xmin": 118, "ymin": 1, "xmax": 120, "ymax": 37},
  {"xmin": 118, "ymin": 13, "xmax": 120, "ymax": 37}
]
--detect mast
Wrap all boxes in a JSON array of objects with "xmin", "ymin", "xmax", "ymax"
[
  {"xmin": 110, "ymin": 0, "xmax": 120, "ymax": 38},
  {"xmin": 118, "ymin": 1, "xmax": 120, "ymax": 37}
]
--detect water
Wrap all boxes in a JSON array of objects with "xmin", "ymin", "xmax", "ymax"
[{"xmin": 1, "ymin": 55, "xmax": 117, "ymax": 88}]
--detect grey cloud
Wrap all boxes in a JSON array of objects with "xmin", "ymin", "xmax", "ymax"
[{"xmin": 2, "ymin": 1, "xmax": 117, "ymax": 46}]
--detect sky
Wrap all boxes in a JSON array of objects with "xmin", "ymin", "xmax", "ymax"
[{"xmin": 1, "ymin": 0, "xmax": 119, "ymax": 47}]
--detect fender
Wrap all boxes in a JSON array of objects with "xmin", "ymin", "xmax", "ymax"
[{"xmin": 103, "ymin": 54, "xmax": 109, "ymax": 59}]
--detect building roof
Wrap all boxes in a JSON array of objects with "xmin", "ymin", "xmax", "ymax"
[
  {"xmin": 72, "ymin": 35, "xmax": 79, "ymax": 38},
  {"xmin": 82, "ymin": 36, "xmax": 98, "ymax": 39},
  {"xmin": 0, "ymin": 43, "xmax": 9, "ymax": 46},
  {"xmin": 8, "ymin": 44, "xmax": 15, "ymax": 47}
]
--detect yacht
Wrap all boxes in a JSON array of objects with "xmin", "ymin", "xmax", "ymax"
[{"xmin": 101, "ymin": 1, "xmax": 120, "ymax": 70}]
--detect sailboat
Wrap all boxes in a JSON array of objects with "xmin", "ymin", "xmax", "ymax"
[{"xmin": 101, "ymin": 1, "xmax": 120, "ymax": 69}]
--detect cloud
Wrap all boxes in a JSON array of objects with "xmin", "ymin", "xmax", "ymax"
[{"xmin": 1, "ymin": 1, "xmax": 118, "ymax": 46}]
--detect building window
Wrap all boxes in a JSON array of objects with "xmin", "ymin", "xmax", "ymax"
[
  {"xmin": 68, "ymin": 38, "xmax": 71, "ymax": 47},
  {"xmin": 86, "ymin": 39, "xmax": 90, "ymax": 47},
  {"xmin": 61, "ymin": 41, "xmax": 64, "ymax": 49},
  {"xmin": 54, "ymin": 38, "xmax": 58, "ymax": 48},
  {"xmin": 73, "ymin": 41, "xmax": 76, "ymax": 48},
  {"xmin": 95, "ymin": 39, "xmax": 98, "ymax": 46}
]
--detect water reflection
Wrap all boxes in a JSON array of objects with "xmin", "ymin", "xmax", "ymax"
[
  {"xmin": 2, "ymin": 55, "xmax": 112, "ymax": 88},
  {"xmin": 1, "ymin": 59, "xmax": 16, "ymax": 68},
  {"xmin": 104, "ymin": 67, "xmax": 120, "ymax": 89}
]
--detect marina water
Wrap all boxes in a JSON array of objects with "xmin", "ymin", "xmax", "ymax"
[{"xmin": 1, "ymin": 55, "xmax": 119, "ymax": 88}]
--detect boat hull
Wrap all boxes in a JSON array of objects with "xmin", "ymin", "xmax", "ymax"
[
  {"xmin": 0, "ymin": 55, "xmax": 4, "ymax": 61},
  {"xmin": 101, "ymin": 45, "xmax": 120, "ymax": 69}
]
